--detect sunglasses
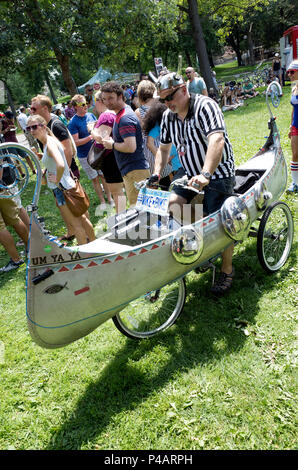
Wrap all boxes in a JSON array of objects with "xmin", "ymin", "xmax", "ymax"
[
  {"xmin": 30, "ymin": 106, "xmax": 37, "ymax": 112},
  {"xmin": 26, "ymin": 124, "xmax": 43, "ymax": 132},
  {"xmin": 160, "ymin": 87, "xmax": 181, "ymax": 103},
  {"xmin": 185, "ymin": 71, "xmax": 192, "ymax": 75},
  {"xmin": 288, "ymin": 70, "xmax": 297, "ymax": 75},
  {"xmin": 76, "ymin": 102, "xmax": 87, "ymax": 107}
]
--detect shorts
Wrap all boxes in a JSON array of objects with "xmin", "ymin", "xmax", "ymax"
[
  {"xmin": 123, "ymin": 169, "xmax": 150, "ymax": 205},
  {"xmin": 172, "ymin": 176, "xmax": 236, "ymax": 216},
  {"xmin": 290, "ymin": 125, "xmax": 298, "ymax": 137},
  {"xmin": 0, "ymin": 197, "xmax": 20, "ymax": 230},
  {"xmin": 52, "ymin": 187, "xmax": 67, "ymax": 207},
  {"xmin": 101, "ymin": 151, "xmax": 123, "ymax": 184},
  {"xmin": 79, "ymin": 156, "xmax": 100, "ymax": 180}
]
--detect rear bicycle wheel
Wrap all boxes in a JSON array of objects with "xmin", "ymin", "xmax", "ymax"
[
  {"xmin": 112, "ymin": 278, "xmax": 186, "ymax": 339},
  {"xmin": 257, "ymin": 201, "xmax": 294, "ymax": 273}
]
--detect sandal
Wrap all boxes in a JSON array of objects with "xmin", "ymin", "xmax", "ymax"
[{"xmin": 211, "ymin": 267, "xmax": 235, "ymax": 296}]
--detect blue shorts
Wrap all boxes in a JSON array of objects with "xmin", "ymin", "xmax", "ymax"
[
  {"xmin": 52, "ymin": 187, "xmax": 66, "ymax": 207},
  {"xmin": 172, "ymin": 176, "xmax": 235, "ymax": 215}
]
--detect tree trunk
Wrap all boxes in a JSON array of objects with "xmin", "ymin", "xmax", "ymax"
[
  {"xmin": 228, "ymin": 33, "xmax": 243, "ymax": 67},
  {"xmin": 185, "ymin": 49, "xmax": 192, "ymax": 67},
  {"xmin": 44, "ymin": 70, "xmax": 57, "ymax": 104},
  {"xmin": 54, "ymin": 50, "xmax": 77, "ymax": 96},
  {"xmin": 4, "ymin": 82, "xmax": 17, "ymax": 117},
  {"xmin": 187, "ymin": 0, "xmax": 214, "ymax": 92},
  {"xmin": 248, "ymin": 23, "xmax": 255, "ymax": 66}
]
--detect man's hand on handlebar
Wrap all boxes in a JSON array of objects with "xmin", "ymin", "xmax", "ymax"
[
  {"xmin": 147, "ymin": 173, "xmax": 160, "ymax": 188},
  {"xmin": 188, "ymin": 174, "xmax": 210, "ymax": 191}
]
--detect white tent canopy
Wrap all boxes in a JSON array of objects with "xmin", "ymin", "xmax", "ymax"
[{"xmin": 78, "ymin": 67, "xmax": 139, "ymax": 93}]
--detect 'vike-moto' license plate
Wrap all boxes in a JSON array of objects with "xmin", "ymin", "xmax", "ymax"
[{"xmin": 136, "ymin": 188, "xmax": 170, "ymax": 216}]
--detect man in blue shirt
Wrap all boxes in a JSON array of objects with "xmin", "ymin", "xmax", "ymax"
[
  {"xmin": 68, "ymin": 94, "xmax": 107, "ymax": 207},
  {"xmin": 100, "ymin": 82, "xmax": 149, "ymax": 206},
  {"xmin": 185, "ymin": 67, "xmax": 208, "ymax": 96}
]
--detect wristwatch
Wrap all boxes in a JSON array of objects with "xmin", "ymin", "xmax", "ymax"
[{"xmin": 201, "ymin": 170, "xmax": 212, "ymax": 180}]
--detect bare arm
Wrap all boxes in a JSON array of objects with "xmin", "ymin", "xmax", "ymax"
[
  {"xmin": 154, "ymin": 143, "xmax": 172, "ymax": 176},
  {"xmin": 102, "ymin": 135, "xmax": 137, "ymax": 153},
  {"xmin": 189, "ymin": 132, "xmax": 225, "ymax": 189},
  {"xmin": 60, "ymin": 138, "xmax": 73, "ymax": 167},
  {"xmin": 72, "ymin": 132, "xmax": 92, "ymax": 147},
  {"xmin": 46, "ymin": 138, "xmax": 65, "ymax": 184},
  {"xmin": 147, "ymin": 136, "xmax": 157, "ymax": 157}
]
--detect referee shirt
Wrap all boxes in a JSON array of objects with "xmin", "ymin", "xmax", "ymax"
[{"xmin": 160, "ymin": 93, "xmax": 235, "ymax": 179}]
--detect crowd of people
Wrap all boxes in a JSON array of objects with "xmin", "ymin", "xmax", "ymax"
[{"xmin": 0, "ymin": 59, "xmax": 296, "ymax": 296}]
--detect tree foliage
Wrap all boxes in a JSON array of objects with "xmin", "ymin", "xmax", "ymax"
[{"xmin": 0, "ymin": 0, "xmax": 297, "ymax": 105}]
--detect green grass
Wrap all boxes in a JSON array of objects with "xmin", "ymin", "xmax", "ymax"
[
  {"xmin": 214, "ymin": 60, "xmax": 272, "ymax": 82},
  {"xmin": 0, "ymin": 86, "xmax": 297, "ymax": 450}
]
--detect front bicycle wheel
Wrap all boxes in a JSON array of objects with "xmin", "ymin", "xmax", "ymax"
[
  {"xmin": 257, "ymin": 201, "xmax": 294, "ymax": 273},
  {"xmin": 112, "ymin": 278, "xmax": 186, "ymax": 339}
]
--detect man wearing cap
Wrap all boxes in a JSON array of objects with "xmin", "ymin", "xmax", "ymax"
[
  {"xmin": 152, "ymin": 71, "xmax": 235, "ymax": 296},
  {"xmin": 272, "ymin": 53, "xmax": 282, "ymax": 85}
]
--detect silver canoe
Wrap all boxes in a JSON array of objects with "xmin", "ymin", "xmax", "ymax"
[{"xmin": 0, "ymin": 82, "xmax": 294, "ymax": 347}]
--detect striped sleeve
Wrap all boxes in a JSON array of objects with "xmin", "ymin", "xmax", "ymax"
[
  {"xmin": 118, "ymin": 114, "xmax": 137, "ymax": 139},
  {"xmin": 160, "ymin": 111, "xmax": 172, "ymax": 145},
  {"xmin": 196, "ymin": 98, "xmax": 225, "ymax": 136},
  {"xmin": 119, "ymin": 124, "xmax": 136, "ymax": 139}
]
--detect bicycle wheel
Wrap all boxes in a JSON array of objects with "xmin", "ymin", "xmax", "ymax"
[
  {"xmin": 257, "ymin": 201, "xmax": 294, "ymax": 273},
  {"xmin": 112, "ymin": 278, "xmax": 186, "ymax": 339}
]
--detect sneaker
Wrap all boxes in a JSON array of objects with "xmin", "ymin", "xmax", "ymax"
[
  {"xmin": 0, "ymin": 259, "xmax": 24, "ymax": 273},
  {"xmin": 286, "ymin": 182, "xmax": 298, "ymax": 193},
  {"xmin": 95, "ymin": 203, "xmax": 106, "ymax": 216}
]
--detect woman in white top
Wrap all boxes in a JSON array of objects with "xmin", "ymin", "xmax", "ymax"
[{"xmin": 26, "ymin": 114, "xmax": 95, "ymax": 245}]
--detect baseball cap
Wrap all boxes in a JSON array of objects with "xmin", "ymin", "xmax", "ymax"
[{"xmin": 287, "ymin": 59, "xmax": 298, "ymax": 72}]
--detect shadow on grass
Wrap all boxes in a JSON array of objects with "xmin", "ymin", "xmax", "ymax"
[{"xmin": 45, "ymin": 237, "xmax": 297, "ymax": 450}]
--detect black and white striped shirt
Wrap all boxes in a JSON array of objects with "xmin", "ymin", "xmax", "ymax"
[{"xmin": 160, "ymin": 93, "xmax": 235, "ymax": 179}]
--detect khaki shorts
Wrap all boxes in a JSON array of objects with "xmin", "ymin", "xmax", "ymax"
[
  {"xmin": 123, "ymin": 169, "xmax": 150, "ymax": 206},
  {"xmin": 0, "ymin": 197, "xmax": 20, "ymax": 231}
]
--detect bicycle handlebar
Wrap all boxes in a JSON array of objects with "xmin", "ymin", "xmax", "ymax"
[{"xmin": 134, "ymin": 176, "xmax": 204, "ymax": 195}]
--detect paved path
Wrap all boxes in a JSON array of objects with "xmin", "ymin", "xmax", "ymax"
[{"xmin": 17, "ymin": 133, "xmax": 30, "ymax": 149}]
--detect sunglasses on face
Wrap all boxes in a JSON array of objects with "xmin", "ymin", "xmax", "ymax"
[
  {"xmin": 288, "ymin": 70, "xmax": 297, "ymax": 75},
  {"xmin": 26, "ymin": 124, "xmax": 43, "ymax": 132},
  {"xmin": 30, "ymin": 106, "xmax": 37, "ymax": 112},
  {"xmin": 159, "ymin": 87, "xmax": 181, "ymax": 103},
  {"xmin": 76, "ymin": 102, "xmax": 87, "ymax": 107},
  {"xmin": 185, "ymin": 71, "xmax": 192, "ymax": 75}
]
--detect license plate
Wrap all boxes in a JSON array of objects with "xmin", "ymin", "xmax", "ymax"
[{"xmin": 136, "ymin": 188, "xmax": 170, "ymax": 216}]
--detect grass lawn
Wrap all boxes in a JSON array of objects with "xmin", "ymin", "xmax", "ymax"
[{"xmin": 0, "ymin": 85, "xmax": 297, "ymax": 451}]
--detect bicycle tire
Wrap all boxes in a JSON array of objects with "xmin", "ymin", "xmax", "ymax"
[
  {"xmin": 257, "ymin": 201, "xmax": 294, "ymax": 273},
  {"xmin": 112, "ymin": 278, "xmax": 186, "ymax": 339}
]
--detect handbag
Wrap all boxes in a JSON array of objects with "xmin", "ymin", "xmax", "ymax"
[
  {"xmin": 87, "ymin": 143, "xmax": 110, "ymax": 170},
  {"xmin": 62, "ymin": 178, "xmax": 90, "ymax": 217}
]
